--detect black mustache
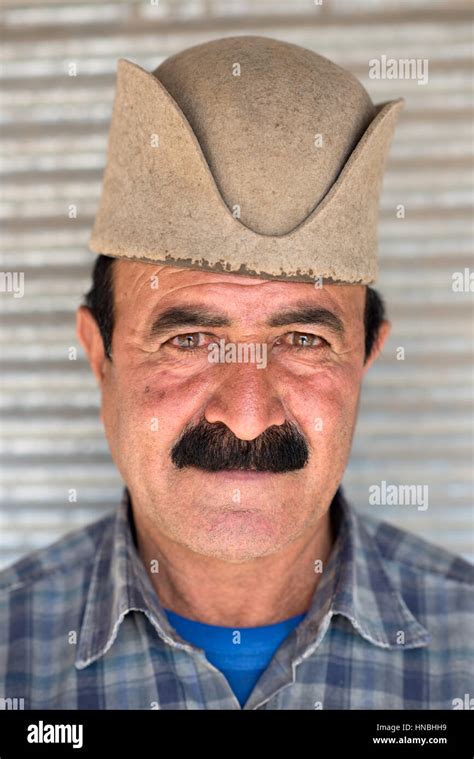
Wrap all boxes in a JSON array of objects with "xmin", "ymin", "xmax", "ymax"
[{"xmin": 171, "ymin": 419, "xmax": 309, "ymax": 473}]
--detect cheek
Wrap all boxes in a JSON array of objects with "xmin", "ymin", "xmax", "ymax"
[
  {"xmin": 100, "ymin": 373, "xmax": 144, "ymax": 472},
  {"xmin": 284, "ymin": 362, "xmax": 362, "ymax": 453},
  {"xmin": 100, "ymin": 355, "xmax": 362, "ymax": 478},
  {"xmin": 100, "ymin": 366, "xmax": 212, "ymax": 467}
]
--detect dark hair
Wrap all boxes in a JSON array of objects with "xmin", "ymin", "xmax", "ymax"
[
  {"xmin": 84, "ymin": 254, "xmax": 115, "ymax": 358},
  {"xmin": 364, "ymin": 284, "xmax": 386, "ymax": 361},
  {"xmin": 84, "ymin": 254, "xmax": 386, "ymax": 362}
]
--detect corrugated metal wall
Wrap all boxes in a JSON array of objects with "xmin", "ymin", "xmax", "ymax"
[{"xmin": 1, "ymin": 0, "xmax": 473, "ymax": 569}]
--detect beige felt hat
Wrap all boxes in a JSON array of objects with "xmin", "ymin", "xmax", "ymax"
[{"xmin": 89, "ymin": 36, "xmax": 404, "ymax": 284}]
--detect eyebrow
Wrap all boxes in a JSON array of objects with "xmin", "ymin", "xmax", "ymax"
[
  {"xmin": 149, "ymin": 307, "xmax": 231, "ymax": 339},
  {"xmin": 267, "ymin": 302, "xmax": 345, "ymax": 336},
  {"xmin": 148, "ymin": 301, "xmax": 345, "ymax": 339}
]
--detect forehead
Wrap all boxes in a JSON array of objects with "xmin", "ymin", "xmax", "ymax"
[{"xmin": 112, "ymin": 259, "xmax": 366, "ymax": 321}]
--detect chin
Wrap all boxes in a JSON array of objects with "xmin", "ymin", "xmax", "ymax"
[{"xmin": 182, "ymin": 511, "xmax": 286, "ymax": 562}]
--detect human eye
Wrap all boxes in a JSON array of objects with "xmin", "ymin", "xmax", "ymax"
[
  {"xmin": 275, "ymin": 331, "xmax": 329, "ymax": 351},
  {"xmin": 167, "ymin": 332, "xmax": 209, "ymax": 351}
]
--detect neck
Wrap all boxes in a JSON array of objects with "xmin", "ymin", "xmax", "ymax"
[{"xmin": 133, "ymin": 503, "xmax": 335, "ymax": 628}]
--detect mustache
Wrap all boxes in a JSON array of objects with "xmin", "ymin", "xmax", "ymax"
[{"xmin": 171, "ymin": 418, "xmax": 309, "ymax": 473}]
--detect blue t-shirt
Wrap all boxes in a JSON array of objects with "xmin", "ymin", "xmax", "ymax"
[{"xmin": 164, "ymin": 608, "xmax": 305, "ymax": 707}]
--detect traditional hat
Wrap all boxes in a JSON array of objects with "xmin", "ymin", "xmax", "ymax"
[{"xmin": 89, "ymin": 36, "xmax": 404, "ymax": 284}]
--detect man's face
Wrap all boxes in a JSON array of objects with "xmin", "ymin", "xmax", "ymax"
[{"xmin": 78, "ymin": 261, "xmax": 387, "ymax": 562}]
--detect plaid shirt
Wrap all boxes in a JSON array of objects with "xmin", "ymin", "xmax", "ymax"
[{"xmin": 0, "ymin": 486, "xmax": 472, "ymax": 710}]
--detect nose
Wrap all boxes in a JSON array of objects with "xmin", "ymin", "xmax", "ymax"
[{"xmin": 204, "ymin": 363, "xmax": 286, "ymax": 441}]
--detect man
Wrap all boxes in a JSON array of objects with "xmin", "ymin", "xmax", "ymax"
[{"xmin": 0, "ymin": 36, "xmax": 472, "ymax": 710}]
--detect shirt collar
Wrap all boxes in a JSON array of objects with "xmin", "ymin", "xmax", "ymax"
[
  {"xmin": 76, "ymin": 486, "xmax": 430, "ymax": 670},
  {"xmin": 294, "ymin": 488, "xmax": 430, "ymax": 656},
  {"xmin": 76, "ymin": 488, "xmax": 194, "ymax": 669}
]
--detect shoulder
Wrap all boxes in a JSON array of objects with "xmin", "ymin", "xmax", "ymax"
[
  {"xmin": 0, "ymin": 510, "xmax": 116, "ymax": 599},
  {"xmin": 0, "ymin": 511, "xmax": 117, "ymax": 704},
  {"xmin": 359, "ymin": 510, "xmax": 474, "ymax": 588},
  {"xmin": 358, "ymin": 511, "xmax": 474, "ymax": 652}
]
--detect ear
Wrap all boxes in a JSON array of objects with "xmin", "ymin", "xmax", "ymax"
[
  {"xmin": 76, "ymin": 305, "xmax": 109, "ymax": 388},
  {"xmin": 362, "ymin": 319, "xmax": 391, "ymax": 375}
]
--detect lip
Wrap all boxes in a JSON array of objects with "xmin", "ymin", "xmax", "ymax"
[{"xmin": 196, "ymin": 469, "xmax": 283, "ymax": 481}]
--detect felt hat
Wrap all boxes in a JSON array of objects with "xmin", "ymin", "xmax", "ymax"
[{"xmin": 89, "ymin": 36, "xmax": 404, "ymax": 284}]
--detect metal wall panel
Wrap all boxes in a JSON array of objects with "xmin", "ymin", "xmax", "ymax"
[{"xmin": 0, "ymin": 0, "xmax": 473, "ymax": 568}]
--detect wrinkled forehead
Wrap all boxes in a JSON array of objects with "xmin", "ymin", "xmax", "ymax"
[{"xmin": 112, "ymin": 259, "xmax": 367, "ymax": 326}]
